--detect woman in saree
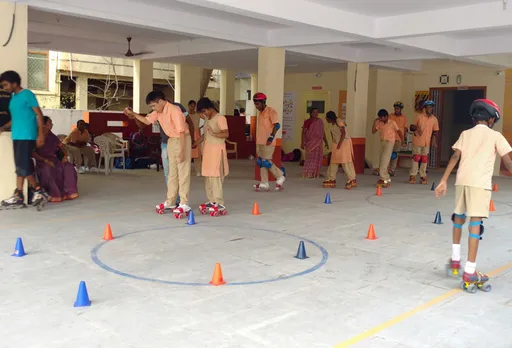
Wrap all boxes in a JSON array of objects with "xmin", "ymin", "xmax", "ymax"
[
  {"xmin": 301, "ymin": 108, "xmax": 328, "ymax": 178},
  {"xmin": 33, "ymin": 116, "xmax": 79, "ymax": 202}
]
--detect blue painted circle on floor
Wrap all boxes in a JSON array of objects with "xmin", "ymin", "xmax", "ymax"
[{"xmin": 90, "ymin": 224, "xmax": 329, "ymax": 286}]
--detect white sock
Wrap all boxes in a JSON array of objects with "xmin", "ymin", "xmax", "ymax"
[
  {"xmin": 464, "ymin": 261, "xmax": 476, "ymax": 274},
  {"xmin": 451, "ymin": 244, "xmax": 461, "ymax": 261}
]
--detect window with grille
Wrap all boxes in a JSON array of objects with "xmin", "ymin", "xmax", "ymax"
[{"xmin": 27, "ymin": 52, "xmax": 48, "ymax": 91}]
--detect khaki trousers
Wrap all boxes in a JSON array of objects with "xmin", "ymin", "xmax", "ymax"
[
  {"xmin": 379, "ymin": 140, "xmax": 394, "ymax": 181},
  {"xmin": 389, "ymin": 140, "xmax": 401, "ymax": 171},
  {"xmin": 326, "ymin": 162, "xmax": 356, "ymax": 181},
  {"xmin": 204, "ymin": 154, "xmax": 225, "ymax": 204},
  {"xmin": 166, "ymin": 135, "xmax": 191, "ymax": 205},
  {"xmin": 256, "ymin": 144, "xmax": 283, "ymax": 183},
  {"xmin": 409, "ymin": 145, "xmax": 429, "ymax": 177},
  {"xmin": 67, "ymin": 145, "xmax": 97, "ymax": 168}
]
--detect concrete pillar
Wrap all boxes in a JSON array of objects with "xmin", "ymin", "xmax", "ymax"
[
  {"xmin": 75, "ymin": 75, "xmax": 89, "ymax": 110},
  {"xmin": 0, "ymin": 2, "xmax": 28, "ymax": 200},
  {"xmin": 255, "ymin": 47, "xmax": 285, "ymax": 181},
  {"xmin": 133, "ymin": 60, "xmax": 153, "ymax": 114},
  {"xmin": 219, "ymin": 69, "xmax": 235, "ymax": 115},
  {"xmin": 346, "ymin": 62, "xmax": 370, "ymax": 174},
  {"xmin": 175, "ymin": 64, "xmax": 202, "ymax": 104}
]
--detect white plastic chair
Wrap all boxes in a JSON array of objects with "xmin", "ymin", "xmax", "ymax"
[{"xmin": 95, "ymin": 135, "xmax": 125, "ymax": 175}]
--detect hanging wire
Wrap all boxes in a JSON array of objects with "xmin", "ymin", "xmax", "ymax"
[{"xmin": 2, "ymin": 2, "xmax": 16, "ymax": 47}]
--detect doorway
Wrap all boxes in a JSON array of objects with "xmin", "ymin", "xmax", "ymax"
[{"xmin": 429, "ymin": 87, "xmax": 486, "ymax": 168}]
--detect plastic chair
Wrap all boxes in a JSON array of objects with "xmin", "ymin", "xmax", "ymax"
[
  {"xmin": 226, "ymin": 139, "xmax": 237, "ymax": 160},
  {"xmin": 95, "ymin": 135, "xmax": 125, "ymax": 175}
]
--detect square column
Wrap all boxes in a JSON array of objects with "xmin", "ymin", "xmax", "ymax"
[
  {"xmin": 175, "ymin": 64, "xmax": 202, "ymax": 104},
  {"xmin": 133, "ymin": 60, "xmax": 153, "ymax": 113},
  {"xmin": 219, "ymin": 69, "xmax": 235, "ymax": 115},
  {"xmin": 75, "ymin": 75, "xmax": 89, "ymax": 110},
  {"xmin": 346, "ymin": 62, "xmax": 370, "ymax": 174},
  {"xmin": 255, "ymin": 47, "xmax": 285, "ymax": 181}
]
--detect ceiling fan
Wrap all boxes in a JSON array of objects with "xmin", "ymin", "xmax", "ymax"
[{"xmin": 123, "ymin": 37, "xmax": 153, "ymax": 57}]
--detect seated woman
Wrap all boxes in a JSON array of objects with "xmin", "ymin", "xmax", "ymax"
[{"xmin": 33, "ymin": 116, "xmax": 79, "ymax": 202}]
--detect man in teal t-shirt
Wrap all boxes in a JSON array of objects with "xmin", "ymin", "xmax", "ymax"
[{"xmin": 0, "ymin": 70, "xmax": 46, "ymax": 207}]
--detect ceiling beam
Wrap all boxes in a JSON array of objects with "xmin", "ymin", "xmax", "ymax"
[
  {"xmin": 457, "ymin": 34, "xmax": 512, "ymax": 56},
  {"xmin": 268, "ymin": 27, "xmax": 359, "ymax": 47},
  {"xmin": 143, "ymin": 40, "xmax": 253, "ymax": 60}
]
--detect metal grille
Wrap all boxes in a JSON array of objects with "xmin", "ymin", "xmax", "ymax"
[
  {"xmin": 428, "ymin": 89, "xmax": 441, "ymax": 168},
  {"xmin": 27, "ymin": 53, "xmax": 48, "ymax": 91}
]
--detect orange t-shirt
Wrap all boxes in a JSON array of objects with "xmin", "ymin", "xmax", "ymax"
[
  {"xmin": 66, "ymin": 129, "xmax": 90, "ymax": 144},
  {"xmin": 412, "ymin": 113, "xmax": 439, "ymax": 147},
  {"xmin": 389, "ymin": 113, "xmax": 407, "ymax": 141},
  {"xmin": 453, "ymin": 124, "xmax": 512, "ymax": 190},
  {"xmin": 256, "ymin": 106, "xmax": 279, "ymax": 145},
  {"xmin": 376, "ymin": 120, "xmax": 399, "ymax": 142},
  {"xmin": 146, "ymin": 102, "xmax": 189, "ymax": 138}
]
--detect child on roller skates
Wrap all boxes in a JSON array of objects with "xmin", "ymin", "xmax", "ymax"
[
  {"xmin": 435, "ymin": 99, "xmax": 512, "ymax": 294},
  {"xmin": 372, "ymin": 109, "xmax": 399, "ymax": 188},
  {"xmin": 388, "ymin": 101, "xmax": 407, "ymax": 177},
  {"xmin": 0, "ymin": 70, "xmax": 47, "ymax": 210},
  {"xmin": 124, "ymin": 91, "xmax": 192, "ymax": 218},
  {"xmin": 193, "ymin": 97, "xmax": 230, "ymax": 216},
  {"xmin": 323, "ymin": 111, "xmax": 357, "ymax": 189}
]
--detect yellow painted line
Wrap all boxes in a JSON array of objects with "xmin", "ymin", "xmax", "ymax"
[{"xmin": 334, "ymin": 262, "xmax": 512, "ymax": 348}]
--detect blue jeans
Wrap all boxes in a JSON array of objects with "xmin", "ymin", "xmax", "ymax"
[{"xmin": 161, "ymin": 142, "xmax": 179, "ymax": 204}]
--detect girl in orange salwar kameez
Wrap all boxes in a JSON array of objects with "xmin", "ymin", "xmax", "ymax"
[
  {"xmin": 323, "ymin": 111, "xmax": 357, "ymax": 190},
  {"xmin": 193, "ymin": 97, "xmax": 230, "ymax": 216}
]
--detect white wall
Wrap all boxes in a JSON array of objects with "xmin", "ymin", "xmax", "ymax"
[{"xmin": 43, "ymin": 109, "xmax": 86, "ymax": 135}]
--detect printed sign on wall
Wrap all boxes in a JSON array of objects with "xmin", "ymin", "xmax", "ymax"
[{"xmin": 282, "ymin": 92, "xmax": 296, "ymax": 140}]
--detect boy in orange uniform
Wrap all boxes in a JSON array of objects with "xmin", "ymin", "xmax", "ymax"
[
  {"xmin": 323, "ymin": 111, "xmax": 357, "ymax": 189},
  {"xmin": 124, "ymin": 91, "xmax": 192, "ymax": 218},
  {"xmin": 409, "ymin": 100, "xmax": 439, "ymax": 184},
  {"xmin": 193, "ymin": 97, "xmax": 230, "ymax": 216},
  {"xmin": 435, "ymin": 99, "xmax": 512, "ymax": 293},
  {"xmin": 252, "ymin": 92, "xmax": 286, "ymax": 191},
  {"xmin": 388, "ymin": 101, "xmax": 407, "ymax": 176},
  {"xmin": 372, "ymin": 109, "xmax": 399, "ymax": 188}
]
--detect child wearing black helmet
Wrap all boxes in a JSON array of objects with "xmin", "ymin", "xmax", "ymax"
[{"xmin": 435, "ymin": 99, "xmax": 512, "ymax": 293}]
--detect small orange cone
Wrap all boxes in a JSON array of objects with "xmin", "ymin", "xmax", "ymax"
[
  {"xmin": 252, "ymin": 202, "xmax": 261, "ymax": 215},
  {"xmin": 376, "ymin": 186, "xmax": 382, "ymax": 196},
  {"xmin": 366, "ymin": 224, "xmax": 377, "ymax": 240},
  {"xmin": 102, "ymin": 224, "xmax": 114, "ymax": 241},
  {"xmin": 493, "ymin": 183, "xmax": 498, "ymax": 192},
  {"xmin": 209, "ymin": 263, "xmax": 226, "ymax": 286},
  {"xmin": 489, "ymin": 200, "xmax": 496, "ymax": 212}
]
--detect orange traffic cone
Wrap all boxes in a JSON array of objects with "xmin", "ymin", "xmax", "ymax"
[
  {"xmin": 376, "ymin": 186, "xmax": 382, "ymax": 197},
  {"xmin": 102, "ymin": 224, "xmax": 114, "ymax": 241},
  {"xmin": 489, "ymin": 200, "xmax": 496, "ymax": 212},
  {"xmin": 366, "ymin": 224, "xmax": 377, "ymax": 240},
  {"xmin": 493, "ymin": 183, "xmax": 498, "ymax": 192},
  {"xmin": 252, "ymin": 202, "xmax": 261, "ymax": 215},
  {"xmin": 209, "ymin": 263, "xmax": 226, "ymax": 286}
]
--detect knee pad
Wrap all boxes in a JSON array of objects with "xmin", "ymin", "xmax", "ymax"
[
  {"xmin": 262, "ymin": 159, "xmax": 273, "ymax": 169},
  {"xmin": 256, "ymin": 157, "xmax": 263, "ymax": 168},
  {"xmin": 451, "ymin": 213, "xmax": 466, "ymax": 229},
  {"xmin": 391, "ymin": 152, "xmax": 398, "ymax": 160},
  {"xmin": 413, "ymin": 154, "xmax": 421, "ymax": 163},
  {"xmin": 421, "ymin": 155, "xmax": 428, "ymax": 163},
  {"xmin": 469, "ymin": 221, "xmax": 484, "ymax": 240}
]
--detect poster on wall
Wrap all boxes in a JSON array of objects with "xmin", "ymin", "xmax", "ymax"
[
  {"xmin": 282, "ymin": 92, "xmax": 296, "ymax": 140},
  {"xmin": 414, "ymin": 90, "xmax": 430, "ymax": 112}
]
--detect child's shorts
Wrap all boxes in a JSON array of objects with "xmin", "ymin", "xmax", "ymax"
[{"xmin": 454, "ymin": 185, "xmax": 492, "ymax": 218}]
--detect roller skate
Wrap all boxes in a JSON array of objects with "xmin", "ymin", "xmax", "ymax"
[
  {"xmin": 0, "ymin": 189, "xmax": 26, "ymax": 210},
  {"xmin": 173, "ymin": 203, "xmax": 191, "ymax": 219},
  {"xmin": 376, "ymin": 179, "xmax": 391, "ymax": 188},
  {"xmin": 155, "ymin": 201, "xmax": 177, "ymax": 215},
  {"xmin": 344, "ymin": 179, "xmax": 356, "ymax": 190},
  {"xmin": 209, "ymin": 203, "xmax": 227, "ymax": 217},
  {"xmin": 373, "ymin": 168, "xmax": 380, "ymax": 176},
  {"xmin": 445, "ymin": 259, "xmax": 461, "ymax": 277},
  {"xmin": 323, "ymin": 180, "xmax": 336, "ymax": 188},
  {"xmin": 388, "ymin": 169, "xmax": 395, "ymax": 177},
  {"xmin": 275, "ymin": 176, "xmax": 286, "ymax": 191},
  {"xmin": 199, "ymin": 202, "xmax": 214, "ymax": 215},
  {"xmin": 408, "ymin": 175, "xmax": 416, "ymax": 184},
  {"xmin": 460, "ymin": 271, "xmax": 491, "ymax": 294},
  {"xmin": 29, "ymin": 186, "xmax": 48, "ymax": 211},
  {"xmin": 253, "ymin": 182, "xmax": 270, "ymax": 192},
  {"xmin": 420, "ymin": 176, "xmax": 428, "ymax": 185}
]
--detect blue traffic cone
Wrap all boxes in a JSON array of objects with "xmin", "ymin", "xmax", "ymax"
[
  {"xmin": 324, "ymin": 192, "xmax": 332, "ymax": 204},
  {"xmin": 295, "ymin": 241, "xmax": 309, "ymax": 259},
  {"xmin": 74, "ymin": 281, "xmax": 91, "ymax": 307},
  {"xmin": 433, "ymin": 211, "xmax": 443, "ymax": 224},
  {"xmin": 186, "ymin": 210, "xmax": 196, "ymax": 225},
  {"xmin": 431, "ymin": 182, "xmax": 436, "ymax": 191},
  {"xmin": 12, "ymin": 237, "xmax": 26, "ymax": 257}
]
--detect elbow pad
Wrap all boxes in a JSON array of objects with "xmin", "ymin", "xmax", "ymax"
[{"xmin": 274, "ymin": 123, "xmax": 281, "ymax": 131}]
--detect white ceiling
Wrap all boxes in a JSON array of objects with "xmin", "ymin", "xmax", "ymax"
[{"xmin": 21, "ymin": 0, "xmax": 512, "ymax": 73}]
